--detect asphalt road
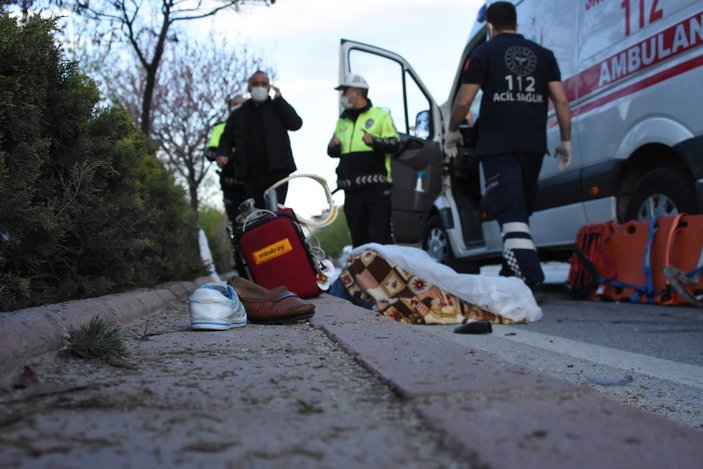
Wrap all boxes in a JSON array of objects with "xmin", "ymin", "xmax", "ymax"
[
  {"xmin": 515, "ymin": 285, "xmax": 703, "ymax": 366},
  {"xmin": 421, "ymin": 265, "xmax": 703, "ymax": 430}
]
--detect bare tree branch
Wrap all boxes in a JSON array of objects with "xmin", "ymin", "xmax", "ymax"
[
  {"xmin": 31, "ymin": 0, "xmax": 276, "ymax": 135},
  {"xmin": 83, "ymin": 34, "xmax": 275, "ymax": 212}
]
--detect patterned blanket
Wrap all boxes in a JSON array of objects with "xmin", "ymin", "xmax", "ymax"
[{"xmin": 339, "ymin": 249, "xmax": 516, "ymax": 325}]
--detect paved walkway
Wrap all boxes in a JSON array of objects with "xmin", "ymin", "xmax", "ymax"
[{"xmin": 1, "ymin": 277, "xmax": 702, "ymax": 468}]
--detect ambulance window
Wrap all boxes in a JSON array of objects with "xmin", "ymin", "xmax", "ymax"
[
  {"xmin": 348, "ymin": 49, "xmax": 434, "ymax": 138},
  {"xmin": 580, "ymin": 0, "xmax": 695, "ymax": 62},
  {"xmin": 516, "ymin": 2, "xmax": 579, "ymax": 78},
  {"xmin": 580, "ymin": 0, "xmax": 629, "ymax": 60}
]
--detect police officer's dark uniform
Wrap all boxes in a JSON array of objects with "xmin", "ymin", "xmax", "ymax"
[
  {"xmin": 463, "ymin": 31, "xmax": 562, "ymax": 289},
  {"xmin": 206, "ymin": 121, "xmax": 246, "ymax": 226}
]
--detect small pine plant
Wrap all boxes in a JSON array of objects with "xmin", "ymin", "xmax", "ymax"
[{"xmin": 66, "ymin": 316, "xmax": 127, "ymax": 359}]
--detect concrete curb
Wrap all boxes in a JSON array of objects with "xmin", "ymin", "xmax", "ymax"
[
  {"xmin": 0, "ymin": 275, "xmax": 212, "ymax": 377},
  {"xmin": 309, "ymin": 294, "xmax": 703, "ymax": 468}
]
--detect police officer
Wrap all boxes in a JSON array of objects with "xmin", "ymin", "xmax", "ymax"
[
  {"xmin": 446, "ymin": 1, "xmax": 572, "ymax": 301},
  {"xmin": 207, "ymin": 95, "xmax": 246, "ymax": 226},
  {"xmin": 327, "ymin": 73, "xmax": 400, "ymax": 247}
]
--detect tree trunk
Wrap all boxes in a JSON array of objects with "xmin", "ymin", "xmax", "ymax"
[
  {"xmin": 141, "ymin": 63, "xmax": 157, "ymax": 135},
  {"xmin": 140, "ymin": 3, "xmax": 172, "ymax": 135},
  {"xmin": 189, "ymin": 179, "xmax": 199, "ymax": 213}
]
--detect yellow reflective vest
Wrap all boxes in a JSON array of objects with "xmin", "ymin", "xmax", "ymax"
[
  {"xmin": 332, "ymin": 106, "xmax": 399, "ymax": 185},
  {"xmin": 207, "ymin": 122, "xmax": 226, "ymax": 149}
]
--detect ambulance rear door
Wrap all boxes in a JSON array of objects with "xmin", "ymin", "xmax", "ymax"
[{"xmin": 339, "ymin": 39, "xmax": 444, "ymax": 244}]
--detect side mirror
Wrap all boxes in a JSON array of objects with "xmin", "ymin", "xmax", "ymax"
[{"xmin": 412, "ymin": 110, "xmax": 431, "ymax": 140}]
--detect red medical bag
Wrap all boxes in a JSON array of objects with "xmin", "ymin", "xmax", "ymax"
[{"xmin": 237, "ymin": 208, "xmax": 321, "ymax": 298}]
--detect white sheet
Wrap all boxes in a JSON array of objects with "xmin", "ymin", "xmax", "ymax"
[{"xmin": 349, "ymin": 243, "xmax": 542, "ymax": 322}]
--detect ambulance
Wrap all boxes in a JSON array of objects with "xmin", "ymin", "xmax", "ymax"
[{"xmin": 339, "ymin": 0, "xmax": 703, "ymax": 272}]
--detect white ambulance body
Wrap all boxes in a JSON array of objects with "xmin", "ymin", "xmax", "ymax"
[{"xmin": 339, "ymin": 0, "xmax": 703, "ymax": 271}]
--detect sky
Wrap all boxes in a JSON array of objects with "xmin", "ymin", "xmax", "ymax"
[{"xmin": 197, "ymin": 0, "xmax": 485, "ymax": 218}]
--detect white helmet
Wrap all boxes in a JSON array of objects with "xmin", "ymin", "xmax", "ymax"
[{"xmin": 189, "ymin": 283, "xmax": 247, "ymax": 330}]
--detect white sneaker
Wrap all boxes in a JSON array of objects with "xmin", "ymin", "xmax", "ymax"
[{"xmin": 189, "ymin": 283, "xmax": 247, "ymax": 330}]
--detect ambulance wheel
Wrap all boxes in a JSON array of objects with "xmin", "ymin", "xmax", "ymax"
[
  {"xmin": 625, "ymin": 168, "xmax": 697, "ymax": 221},
  {"xmin": 422, "ymin": 215, "xmax": 479, "ymax": 274}
]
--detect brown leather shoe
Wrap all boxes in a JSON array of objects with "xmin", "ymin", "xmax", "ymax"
[{"xmin": 228, "ymin": 276, "xmax": 315, "ymax": 324}]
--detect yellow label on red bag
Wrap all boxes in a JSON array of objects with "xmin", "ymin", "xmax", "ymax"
[{"xmin": 252, "ymin": 238, "xmax": 293, "ymax": 265}]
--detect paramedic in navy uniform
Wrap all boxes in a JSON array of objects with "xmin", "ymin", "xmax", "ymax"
[{"xmin": 446, "ymin": 1, "xmax": 572, "ymax": 301}]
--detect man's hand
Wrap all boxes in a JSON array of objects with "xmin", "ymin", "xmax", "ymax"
[
  {"xmin": 328, "ymin": 136, "xmax": 341, "ymax": 149},
  {"xmin": 361, "ymin": 129, "xmax": 374, "ymax": 146},
  {"xmin": 444, "ymin": 129, "xmax": 463, "ymax": 158},
  {"xmin": 216, "ymin": 155, "xmax": 229, "ymax": 168},
  {"xmin": 272, "ymin": 85, "xmax": 281, "ymax": 98},
  {"xmin": 554, "ymin": 141, "xmax": 572, "ymax": 171}
]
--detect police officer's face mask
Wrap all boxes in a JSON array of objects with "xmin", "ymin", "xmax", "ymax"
[
  {"xmin": 250, "ymin": 86, "xmax": 269, "ymax": 103},
  {"xmin": 340, "ymin": 95, "xmax": 353, "ymax": 110},
  {"xmin": 340, "ymin": 89, "xmax": 357, "ymax": 110}
]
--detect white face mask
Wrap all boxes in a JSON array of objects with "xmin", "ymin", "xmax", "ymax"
[
  {"xmin": 340, "ymin": 95, "xmax": 354, "ymax": 110},
  {"xmin": 250, "ymin": 86, "xmax": 269, "ymax": 103}
]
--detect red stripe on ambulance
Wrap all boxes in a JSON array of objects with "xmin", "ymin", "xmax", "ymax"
[
  {"xmin": 547, "ymin": 10, "xmax": 703, "ymax": 127},
  {"xmin": 564, "ymin": 10, "xmax": 703, "ymax": 102},
  {"xmin": 548, "ymin": 52, "xmax": 703, "ymax": 127}
]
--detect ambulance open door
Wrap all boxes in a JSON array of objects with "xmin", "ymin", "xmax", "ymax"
[{"xmin": 339, "ymin": 39, "xmax": 444, "ymax": 244}]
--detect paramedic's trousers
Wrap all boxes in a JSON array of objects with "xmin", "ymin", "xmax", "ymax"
[{"xmin": 480, "ymin": 153, "xmax": 545, "ymax": 287}]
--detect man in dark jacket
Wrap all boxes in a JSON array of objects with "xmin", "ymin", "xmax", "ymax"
[{"xmin": 217, "ymin": 71, "xmax": 303, "ymax": 210}]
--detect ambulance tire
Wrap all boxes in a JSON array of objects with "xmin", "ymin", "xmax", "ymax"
[
  {"xmin": 422, "ymin": 214, "xmax": 479, "ymax": 274},
  {"xmin": 624, "ymin": 167, "xmax": 697, "ymax": 221}
]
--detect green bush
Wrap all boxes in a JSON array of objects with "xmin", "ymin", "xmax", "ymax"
[
  {"xmin": 0, "ymin": 13, "xmax": 203, "ymax": 311},
  {"xmin": 311, "ymin": 209, "xmax": 352, "ymax": 261}
]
